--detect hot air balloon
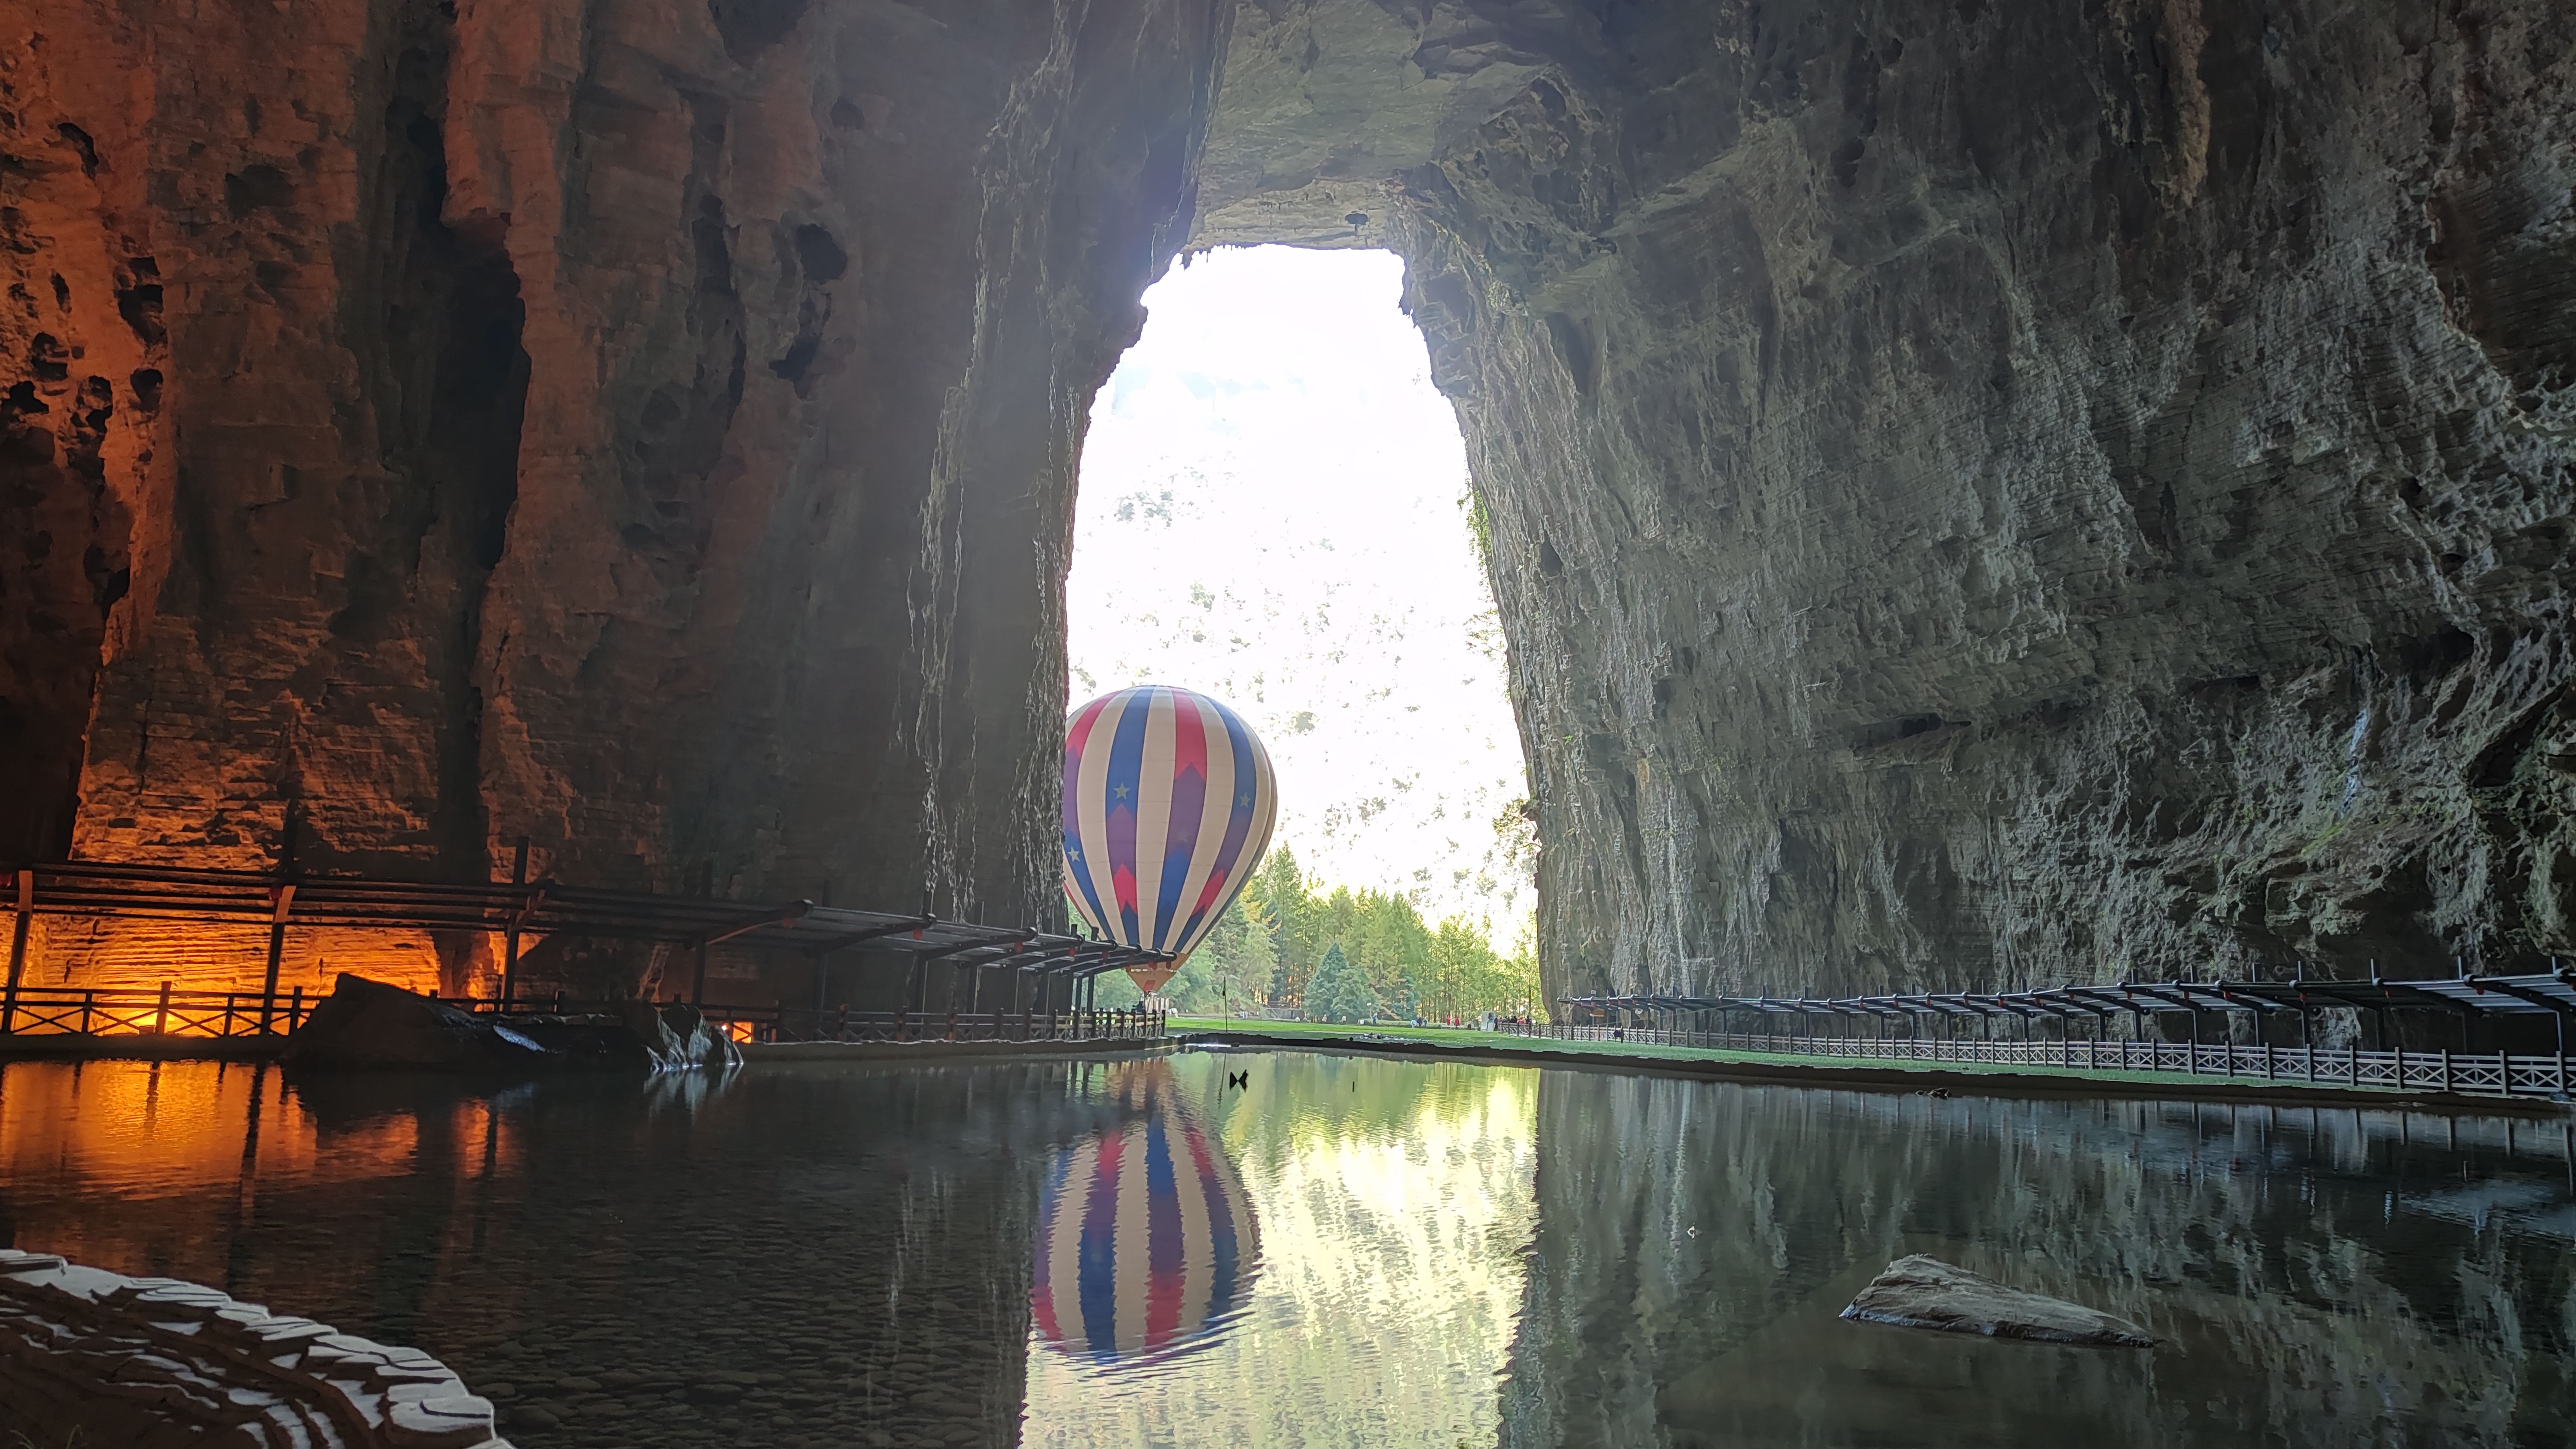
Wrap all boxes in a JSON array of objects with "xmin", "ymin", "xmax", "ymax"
[
  {"xmin": 1061, "ymin": 686, "xmax": 1278, "ymax": 995},
  {"xmin": 1032, "ymin": 1061, "xmax": 1261, "ymax": 1366}
]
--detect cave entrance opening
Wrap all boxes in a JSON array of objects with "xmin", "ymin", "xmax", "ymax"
[{"xmin": 1065, "ymin": 245, "xmax": 1532, "ymax": 1017}]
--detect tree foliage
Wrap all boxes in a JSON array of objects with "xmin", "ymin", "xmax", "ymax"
[
  {"xmin": 1073, "ymin": 845, "xmax": 1544, "ymax": 1023},
  {"xmin": 1235, "ymin": 847, "xmax": 1541, "ymax": 1023},
  {"xmin": 1303, "ymin": 942, "xmax": 1383, "ymax": 1024}
]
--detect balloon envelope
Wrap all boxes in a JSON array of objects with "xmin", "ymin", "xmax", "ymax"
[
  {"xmin": 1032, "ymin": 1062, "xmax": 1260, "ymax": 1365},
  {"xmin": 1061, "ymin": 686, "xmax": 1278, "ymax": 988}
]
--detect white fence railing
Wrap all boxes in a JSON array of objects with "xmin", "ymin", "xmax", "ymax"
[{"xmin": 1505, "ymin": 1023, "xmax": 2573, "ymax": 1100}]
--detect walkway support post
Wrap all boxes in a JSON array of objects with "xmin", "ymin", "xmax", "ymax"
[
  {"xmin": 501, "ymin": 837, "xmax": 530, "ymax": 1005},
  {"xmin": 256, "ymin": 882, "xmax": 296, "ymax": 1035},
  {"xmin": 4, "ymin": 869, "xmax": 31, "ymax": 1034}
]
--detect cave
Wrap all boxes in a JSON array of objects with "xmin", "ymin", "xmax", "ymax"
[{"xmin": 1, "ymin": 0, "xmax": 2570, "ymax": 1010}]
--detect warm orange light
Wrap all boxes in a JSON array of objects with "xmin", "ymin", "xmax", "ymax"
[
  {"xmin": 15, "ymin": 918, "xmax": 448, "ymax": 1030},
  {"xmin": 0, "ymin": 1059, "xmax": 517, "ymax": 1291}
]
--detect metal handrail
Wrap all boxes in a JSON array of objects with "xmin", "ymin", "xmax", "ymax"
[{"xmin": 1504, "ymin": 1021, "xmax": 2574, "ymax": 1100}]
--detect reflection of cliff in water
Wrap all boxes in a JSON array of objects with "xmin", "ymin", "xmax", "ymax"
[{"xmin": 1501, "ymin": 1077, "xmax": 2576, "ymax": 1448}]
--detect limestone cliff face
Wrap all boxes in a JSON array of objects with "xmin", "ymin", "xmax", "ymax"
[
  {"xmin": 7, "ymin": 0, "xmax": 2571, "ymax": 1002},
  {"xmin": 2, "ymin": 0, "xmax": 1224, "ymax": 979},
  {"xmin": 1197, "ymin": 0, "xmax": 2576, "ymax": 998}
]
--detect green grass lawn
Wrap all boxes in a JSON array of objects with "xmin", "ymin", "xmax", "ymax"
[{"xmin": 1165, "ymin": 1016, "xmax": 2418, "ymax": 1094}]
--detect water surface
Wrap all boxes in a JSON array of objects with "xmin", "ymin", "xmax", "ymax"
[{"xmin": 1, "ymin": 1051, "xmax": 2568, "ymax": 1446}]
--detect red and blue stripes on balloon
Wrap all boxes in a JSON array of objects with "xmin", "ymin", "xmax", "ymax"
[
  {"xmin": 1172, "ymin": 700, "xmax": 1264, "ymax": 956},
  {"xmin": 1152, "ymin": 698, "xmax": 1210, "ymax": 952},
  {"xmin": 1103, "ymin": 695, "xmax": 1152, "ymax": 944},
  {"xmin": 1061, "ymin": 685, "xmax": 1277, "ymax": 969},
  {"xmin": 1061, "ymin": 695, "xmax": 1118, "ymax": 940}
]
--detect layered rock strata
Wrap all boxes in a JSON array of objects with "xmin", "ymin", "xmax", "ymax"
[{"xmin": 0, "ymin": 1248, "xmax": 507, "ymax": 1448}]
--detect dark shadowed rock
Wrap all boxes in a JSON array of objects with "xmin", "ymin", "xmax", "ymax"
[
  {"xmin": 282, "ymin": 973, "xmax": 552, "ymax": 1071},
  {"xmin": 633, "ymin": 1000, "xmax": 745, "ymax": 1072},
  {"xmin": 284, "ymin": 973, "xmax": 739, "ymax": 1072},
  {"xmin": 509, "ymin": 1002, "xmax": 742, "ymax": 1071},
  {"xmin": 1840, "ymin": 1255, "xmax": 2157, "ymax": 1348}
]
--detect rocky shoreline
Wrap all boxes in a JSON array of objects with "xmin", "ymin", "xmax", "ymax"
[{"xmin": 0, "ymin": 1249, "xmax": 508, "ymax": 1448}]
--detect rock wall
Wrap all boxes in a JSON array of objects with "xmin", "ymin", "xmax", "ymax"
[
  {"xmin": 1194, "ymin": 0, "xmax": 2576, "ymax": 998},
  {"xmin": 1, "ymin": 1, "xmax": 1227, "ymax": 987}
]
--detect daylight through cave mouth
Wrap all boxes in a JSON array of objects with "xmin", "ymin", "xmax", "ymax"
[{"xmin": 1065, "ymin": 246, "xmax": 1534, "ymax": 958}]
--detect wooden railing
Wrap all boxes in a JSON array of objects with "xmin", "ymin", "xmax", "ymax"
[
  {"xmin": 0, "ymin": 984, "xmax": 317, "ymax": 1038},
  {"xmin": 1507, "ymin": 1022, "xmax": 2576, "ymax": 1100},
  {"xmin": 0, "ymin": 986, "xmax": 1166, "ymax": 1047}
]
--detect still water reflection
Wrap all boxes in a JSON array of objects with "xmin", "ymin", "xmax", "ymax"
[
  {"xmin": 1021, "ymin": 1054, "xmax": 1536, "ymax": 1447},
  {"xmin": 0, "ymin": 1051, "xmax": 2568, "ymax": 1447},
  {"xmin": 1029, "ymin": 1061, "xmax": 1263, "ymax": 1367}
]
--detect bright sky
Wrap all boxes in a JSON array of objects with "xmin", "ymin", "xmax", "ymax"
[{"xmin": 1067, "ymin": 246, "xmax": 1532, "ymax": 945}]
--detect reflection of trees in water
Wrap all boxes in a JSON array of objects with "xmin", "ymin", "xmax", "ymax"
[
  {"xmin": 1501, "ymin": 1076, "xmax": 2576, "ymax": 1448},
  {"xmin": 1192, "ymin": 1048, "xmax": 1535, "ymax": 1166},
  {"xmin": 1024, "ymin": 1050, "xmax": 1541, "ymax": 1449}
]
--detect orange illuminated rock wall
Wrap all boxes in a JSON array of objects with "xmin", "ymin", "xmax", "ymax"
[
  {"xmin": 0, "ymin": 1, "xmax": 1228, "ymax": 999},
  {"xmin": 15, "ymin": 919, "xmax": 446, "ymax": 1000}
]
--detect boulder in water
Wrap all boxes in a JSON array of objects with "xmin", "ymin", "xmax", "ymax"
[
  {"xmin": 283, "ymin": 973, "xmax": 553, "ymax": 1070},
  {"xmin": 1839, "ymin": 1255, "xmax": 2157, "ymax": 1348},
  {"xmin": 284, "ymin": 974, "xmax": 740, "ymax": 1072}
]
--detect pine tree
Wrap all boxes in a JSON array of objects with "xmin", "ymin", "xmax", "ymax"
[
  {"xmin": 1303, "ymin": 942, "xmax": 1382, "ymax": 1025},
  {"xmin": 1384, "ymin": 966, "xmax": 1421, "ymax": 1024}
]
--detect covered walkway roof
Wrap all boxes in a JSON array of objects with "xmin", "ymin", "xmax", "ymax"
[{"xmin": 7, "ymin": 859, "xmax": 1170, "ymax": 983}]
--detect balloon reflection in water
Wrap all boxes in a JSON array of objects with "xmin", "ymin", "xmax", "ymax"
[{"xmin": 1032, "ymin": 1063, "xmax": 1260, "ymax": 1367}]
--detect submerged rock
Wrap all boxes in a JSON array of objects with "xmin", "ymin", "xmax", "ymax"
[{"xmin": 1839, "ymin": 1255, "xmax": 2157, "ymax": 1348}]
